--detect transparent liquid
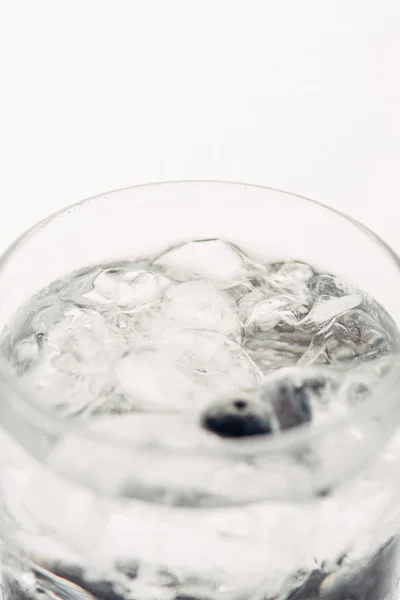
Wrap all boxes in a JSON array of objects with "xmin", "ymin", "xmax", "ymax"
[{"xmin": 1, "ymin": 239, "xmax": 400, "ymax": 600}]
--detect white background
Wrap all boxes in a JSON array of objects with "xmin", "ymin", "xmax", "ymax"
[{"xmin": 0, "ymin": 1, "xmax": 400, "ymax": 255}]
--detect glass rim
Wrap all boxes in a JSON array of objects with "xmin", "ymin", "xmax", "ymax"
[{"xmin": 1, "ymin": 179, "xmax": 400, "ymax": 461}]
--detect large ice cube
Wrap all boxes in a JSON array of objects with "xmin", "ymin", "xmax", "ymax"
[
  {"xmin": 62, "ymin": 268, "xmax": 170, "ymax": 312},
  {"xmin": 49, "ymin": 307, "xmax": 127, "ymax": 369},
  {"xmin": 117, "ymin": 304, "xmax": 261, "ymax": 410},
  {"xmin": 115, "ymin": 347, "xmax": 204, "ymax": 412},
  {"xmin": 246, "ymin": 329, "xmax": 313, "ymax": 374},
  {"xmin": 237, "ymin": 289, "xmax": 266, "ymax": 322},
  {"xmin": 270, "ymin": 261, "xmax": 314, "ymax": 287},
  {"xmin": 245, "ymin": 296, "xmax": 298, "ymax": 336},
  {"xmin": 257, "ymin": 261, "xmax": 314, "ymax": 301},
  {"xmin": 299, "ymin": 309, "xmax": 391, "ymax": 367},
  {"xmin": 21, "ymin": 307, "xmax": 131, "ymax": 417},
  {"xmin": 247, "ymin": 262, "xmax": 312, "ymax": 325},
  {"xmin": 297, "ymin": 332, "xmax": 330, "ymax": 367},
  {"xmin": 220, "ymin": 281, "xmax": 254, "ymax": 307},
  {"xmin": 165, "ymin": 329, "xmax": 263, "ymax": 397},
  {"xmin": 326, "ymin": 309, "xmax": 391, "ymax": 363},
  {"xmin": 135, "ymin": 325, "xmax": 263, "ymax": 400},
  {"xmin": 308, "ymin": 274, "xmax": 353, "ymax": 299},
  {"xmin": 164, "ymin": 280, "xmax": 241, "ymax": 338},
  {"xmin": 154, "ymin": 239, "xmax": 245, "ymax": 282},
  {"xmin": 297, "ymin": 293, "xmax": 362, "ymax": 334},
  {"xmin": 89, "ymin": 268, "xmax": 170, "ymax": 309},
  {"xmin": 22, "ymin": 367, "xmax": 117, "ymax": 418}
]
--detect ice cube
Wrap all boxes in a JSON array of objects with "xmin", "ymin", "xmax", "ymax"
[
  {"xmin": 297, "ymin": 332, "xmax": 330, "ymax": 367},
  {"xmin": 49, "ymin": 307, "xmax": 126, "ymax": 368},
  {"xmin": 245, "ymin": 296, "xmax": 298, "ymax": 336},
  {"xmin": 136, "ymin": 324, "xmax": 262, "ymax": 399},
  {"xmin": 85, "ymin": 268, "xmax": 170, "ymax": 309},
  {"xmin": 297, "ymin": 293, "xmax": 362, "ymax": 334},
  {"xmin": 325, "ymin": 309, "xmax": 391, "ymax": 363},
  {"xmin": 299, "ymin": 309, "xmax": 391, "ymax": 367},
  {"xmin": 115, "ymin": 347, "xmax": 203, "ymax": 412},
  {"xmin": 254, "ymin": 261, "xmax": 314, "ymax": 301},
  {"xmin": 237, "ymin": 290, "xmax": 266, "ymax": 322},
  {"xmin": 220, "ymin": 281, "xmax": 254, "ymax": 306},
  {"xmin": 121, "ymin": 269, "xmax": 170, "ymax": 309},
  {"xmin": 27, "ymin": 360, "xmax": 132, "ymax": 418},
  {"xmin": 164, "ymin": 280, "xmax": 241, "ymax": 338},
  {"xmin": 92, "ymin": 268, "xmax": 131, "ymax": 302},
  {"xmin": 163, "ymin": 329, "xmax": 263, "ymax": 397},
  {"xmin": 308, "ymin": 274, "xmax": 353, "ymax": 298},
  {"xmin": 21, "ymin": 307, "xmax": 132, "ymax": 417},
  {"xmin": 248, "ymin": 262, "xmax": 313, "ymax": 324},
  {"xmin": 271, "ymin": 261, "xmax": 314, "ymax": 287},
  {"xmin": 246, "ymin": 329, "xmax": 313, "ymax": 374},
  {"xmin": 154, "ymin": 239, "xmax": 245, "ymax": 282},
  {"xmin": 23, "ymin": 369, "xmax": 108, "ymax": 417}
]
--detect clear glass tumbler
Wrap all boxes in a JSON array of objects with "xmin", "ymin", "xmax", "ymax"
[{"xmin": 0, "ymin": 182, "xmax": 400, "ymax": 600}]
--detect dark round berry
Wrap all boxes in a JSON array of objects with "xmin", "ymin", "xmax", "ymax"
[{"xmin": 201, "ymin": 398, "xmax": 273, "ymax": 438}]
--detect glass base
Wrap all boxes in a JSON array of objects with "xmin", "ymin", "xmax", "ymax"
[{"xmin": 2, "ymin": 537, "xmax": 399, "ymax": 600}]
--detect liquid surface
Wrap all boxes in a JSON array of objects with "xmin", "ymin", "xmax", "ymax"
[{"xmin": 3, "ymin": 239, "xmax": 398, "ymax": 432}]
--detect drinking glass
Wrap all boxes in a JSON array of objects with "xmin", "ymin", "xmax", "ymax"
[{"xmin": 0, "ymin": 182, "xmax": 399, "ymax": 600}]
